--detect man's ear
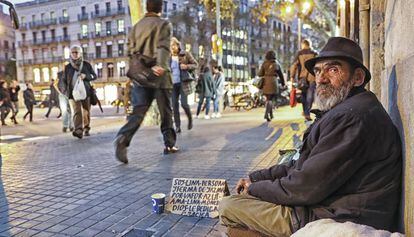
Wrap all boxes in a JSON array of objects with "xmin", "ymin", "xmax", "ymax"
[{"xmin": 353, "ymin": 68, "xmax": 366, "ymax": 87}]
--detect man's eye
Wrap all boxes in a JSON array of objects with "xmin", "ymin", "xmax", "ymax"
[{"xmin": 328, "ymin": 67, "xmax": 338, "ymax": 73}]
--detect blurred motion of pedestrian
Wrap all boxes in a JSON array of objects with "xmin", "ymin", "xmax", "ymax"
[
  {"xmin": 62, "ymin": 45, "xmax": 97, "ymax": 139},
  {"xmin": 55, "ymin": 71, "xmax": 74, "ymax": 133},
  {"xmin": 212, "ymin": 65, "xmax": 224, "ymax": 118},
  {"xmin": 115, "ymin": 83, "xmax": 124, "ymax": 113},
  {"xmin": 45, "ymin": 79, "xmax": 62, "ymax": 118},
  {"xmin": 195, "ymin": 63, "xmax": 216, "ymax": 119},
  {"xmin": 258, "ymin": 50, "xmax": 285, "ymax": 122},
  {"xmin": 9, "ymin": 80, "xmax": 20, "ymax": 121},
  {"xmin": 170, "ymin": 36, "xmax": 198, "ymax": 132},
  {"xmin": 0, "ymin": 80, "xmax": 16, "ymax": 125},
  {"xmin": 23, "ymin": 83, "xmax": 35, "ymax": 122},
  {"xmin": 290, "ymin": 39, "xmax": 317, "ymax": 121}
]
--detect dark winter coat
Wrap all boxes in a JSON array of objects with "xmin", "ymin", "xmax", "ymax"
[
  {"xmin": 9, "ymin": 85, "xmax": 20, "ymax": 102},
  {"xmin": 258, "ymin": 60, "xmax": 285, "ymax": 95},
  {"xmin": 178, "ymin": 50, "xmax": 198, "ymax": 95},
  {"xmin": 198, "ymin": 70, "xmax": 216, "ymax": 98},
  {"xmin": 63, "ymin": 61, "xmax": 97, "ymax": 99},
  {"xmin": 0, "ymin": 88, "xmax": 12, "ymax": 107},
  {"xmin": 23, "ymin": 88, "xmax": 35, "ymax": 106},
  {"xmin": 248, "ymin": 87, "xmax": 402, "ymax": 232}
]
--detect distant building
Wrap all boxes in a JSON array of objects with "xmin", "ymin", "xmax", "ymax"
[{"xmin": 0, "ymin": 5, "xmax": 16, "ymax": 81}]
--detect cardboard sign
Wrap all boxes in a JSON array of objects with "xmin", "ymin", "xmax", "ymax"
[{"xmin": 166, "ymin": 178, "xmax": 230, "ymax": 218}]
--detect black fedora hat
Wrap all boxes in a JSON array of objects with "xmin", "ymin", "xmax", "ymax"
[{"xmin": 304, "ymin": 37, "xmax": 371, "ymax": 83}]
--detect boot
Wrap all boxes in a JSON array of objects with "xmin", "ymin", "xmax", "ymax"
[{"xmin": 114, "ymin": 135, "xmax": 128, "ymax": 164}]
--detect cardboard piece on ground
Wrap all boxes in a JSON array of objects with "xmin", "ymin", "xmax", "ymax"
[{"xmin": 166, "ymin": 178, "xmax": 230, "ymax": 218}]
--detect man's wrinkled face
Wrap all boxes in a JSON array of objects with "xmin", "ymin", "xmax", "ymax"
[{"xmin": 313, "ymin": 59, "xmax": 356, "ymax": 111}]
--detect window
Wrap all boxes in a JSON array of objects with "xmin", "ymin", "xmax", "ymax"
[
  {"xmin": 95, "ymin": 63, "xmax": 103, "ymax": 78},
  {"xmin": 106, "ymin": 21, "xmax": 112, "ymax": 35},
  {"xmin": 41, "ymin": 30, "xmax": 46, "ymax": 42},
  {"xmin": 95, "ymin": 22, "xmax": 102, "ymax": 35},
  {"xmin": 117, "ymin": 0, "xmax": 122, "ymax": 10},
  {"xmin": 33, "ymin": 68, "xmax": 41, "ymax": 83},
  {"xmin": 64, "ymin": 46, "xmax": 70, "ymax": 59},
  {"xmin": 52, "ymin": 67, "xmax": 59, "ymax": 80},
  {"xmin": 117, "ymin": 61, "xmax": 126, "ymax": 76},
  {"xmin": 32, "ymin": 14, "xmax": 36, "ymax": 22},
  {"xmin": 106, "ymin": 2, "xmax": 111, "ymax": 13},
  {"xmin": 118, "ymin": 40, "xmax": 124, "ymax": 56},
  {"xmin": 96, "ymin": 43, "xmax": 102, "ymax": 58},
  {"xmin": 173, "ymin": 3, "xmax": 177, "ymax": 11},
  {"xmin": 33, "ymin": 32, "xmax": 37, "ymax": 43},
  {"xmin": 63, "ymin": 27, "xmax": 68, "ymax": 38},
  {"xmin": 117, "ymin": 19, "xmax": 124, "ymax": 33},
  {"xmin": 51, "ymin": 29, "xmax": 56, "ymax": 40},
  {"xmin": 163, "ymin": 1, "xmax": 168, "ymax": 13},
  {"xmin": 62, "ymin": 9, "xmax": 68, "ymax": 17},
  {"xmin": 95, "ymin": 4, "xmax": 100, "ymax": 15},
  {"xmin": 42, "ymin": 68, "xmax": 50, "ymax": 82},
  {"xmin": 82, "ymin": 44, "xmax": 88, "ymax": 59},
  {"xmin": 21, "ymin": 16, "xmax": 25, "ymax": 24},
  {"xmin": 50, "ymin": 11, "xmax": 55, "ymax": 19},
  {"xmin": 42, "ymin": 48, "xmax": 48, "ymax": 59},
  {"xmin": 107, "ymin": 63, "xmax": 114, "ymax": 77},
  {"xmin": 51, "ymin": 47, "xmax": 57, "ymax": 57},
  {"xmin": 5, "ymin": 52, "xmax": 8, "ymax": 60},
  {"xmin": 22, "ymin": 33, "xmax": 26, "ymax": 42},
  {"xmin": 106, "ymin": 41, "xmax": 113, "ymax": 57},
  {"xmin": 41, "ymin": 13, "xmax": 45, "ymax": 21},
  {"xmin": 81, "ymin": 6, "xmax": 86, "ymax": 15},
  {"xmin": 4, "ymin": 41, "xmax": 9, "ymax": 49},
  {"xmin": 81, "ymin": 24, "xmax": 88, "ymax": 37}
]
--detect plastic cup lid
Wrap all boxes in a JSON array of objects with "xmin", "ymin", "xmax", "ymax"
[{"xmin": 151, "ymin": 193, "xmax": 166, "ymax": 199}]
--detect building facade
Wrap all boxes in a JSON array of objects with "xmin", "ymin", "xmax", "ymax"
[
  {"xmin": 0, "ymin": 5, "xmax": 16, "ymax": 81},
  {"xmin": 15, "ymin": 0, "xmax": 131, "ymax": 104}
]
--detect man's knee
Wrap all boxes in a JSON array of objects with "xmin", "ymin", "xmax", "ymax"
[{"xmin": 219, "ymin": 195, "xmax": 239, "ymax": 218}]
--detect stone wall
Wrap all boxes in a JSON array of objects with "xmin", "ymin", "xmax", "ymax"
[{"xmin": 382, "ymin": 0, "xmax": 414, "ymax": 234}]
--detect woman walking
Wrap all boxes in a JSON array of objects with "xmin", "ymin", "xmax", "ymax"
[
  {"xmin": 258, "ymin": 50, "xmax": 285, "ymax": 122},
  {"xmin": 63, "ymin": 45, "xmax": 97, "ymax": 139},
  {"xmin": 23, "ymin": 83, "xmax": 35, "ymax": 122},
  {"xmin": 170, "ymin": 37, "xmax": 198, "ymax": 132},
  {"xmin": 212, "ymin": 65, "xmax": 225, "ymax": 118},
  {"xmin": 196, "ymin": 63, "xmax": 216, "ymax": 119}
]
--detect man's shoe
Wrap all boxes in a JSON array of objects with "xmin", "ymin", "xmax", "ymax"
[
  {"xmin": 84, "ymin": 130, "xmax": 90, "ymax": 136},
  {"xmin": 176, "ymin": 127, "xmax": 181, "ymax": 133},
  {"xmin": 164, "ymin": 146, "xmax": 179, "ymax": 155},
  {"xmin": 72, "ymin": 131, "xmax": 83, "ymax": 139},
  {"xmin": 114, "ymin": 135, "xmax": 128, "ymax": 164},
  {"xmin": 305, "ymin": 115, "xmax": 312, "ymax": 121},
  {"xmin": 63, "ymin": 127, "xmax": 67, "ymax": 133}
]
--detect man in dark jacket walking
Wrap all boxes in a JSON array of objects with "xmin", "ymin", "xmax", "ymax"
[
  {"xmin": 45, "ymin": 79, "xmax": 61, "ymax": 118},
  {"xmin": 290, "ymin": 40, "xmax": 317, "ymax": 121},
  {"xmin": 114, "ymin": 0, "xmax": 178, "ymax": 164},
  {"xmin": 23, "ymin": 83, "xmax": 36, "ymax": 122},
  {"xmin": 218, "ymin": 37, "xmax": 402, "ymax": 237}
]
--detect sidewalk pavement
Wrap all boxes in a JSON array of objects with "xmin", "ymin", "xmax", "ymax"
[{"xmin": 0, "ymin": 105, "xmax": 308, "ymax": 237}]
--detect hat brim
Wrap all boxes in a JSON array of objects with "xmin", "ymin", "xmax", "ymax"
[{"xmin": 304, "ymin": 53, "xmax": 371, "ymax": 83}]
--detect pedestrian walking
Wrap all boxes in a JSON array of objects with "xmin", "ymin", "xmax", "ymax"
[
  {"xmin": 258, "ymin": 50, "xmax": 285, "ymax": 122},
  {"xmin": 212, "ymin": 65, "xmax": 224, "ymax": 118},
  {"xmin": 55, "ymin": 71, "xmax": 73, "ymax": 133},
  {"xmin": 23, "ymin": 83, "xmax": 35, "ymax": 122},
  {"xmin": 195, "ymin": 63, "xmax": 216, "ymax": 119},
  {"xmin": 170, "ymin": 37, "xmax": 198, "ymax": 133},
  {"xmin": 115, "ymin": 83, "xmax": 124, "ymax": 113},
  {"xmin": 45, "ymin": 79, "xmax": 62, "ymax": 118},
  {"xmin": 114, "ymin": 0, "xmax": 178, "ymax": 164},
  {"xmin": 62, "ymin": 45, "xmax": 97, "ymax": 139},
  {"xmin": 9, "ymin": 80, "xmax": 20, "ymax": 122},
  {"xmin": 290, "ymin": 39, "xmax": 317, "ymax": 121},
  {"xmin": 0, "ymin": 80, "xmax": 16, "ymax": 125}
]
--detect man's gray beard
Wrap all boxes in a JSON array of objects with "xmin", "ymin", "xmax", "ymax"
[{"xmin": 315, "ymin": 79, "xmax": 354, "ymax": 111}]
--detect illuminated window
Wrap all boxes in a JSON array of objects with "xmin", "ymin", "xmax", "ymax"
[
  {"xmin": 95, "ymin": 63, "xmax": 103, "ymax": 78},
  {"xmin": 33, "ymin": 68, "xmax": 41, "ymax": 83},
  {"xmin": 117, "ymin": 20, "xmax": 124, "ymax": 33},
  {"xmin": 117, "ymin": 61, "xmax": 126, "ymax": 77},
  {"xmin": 107, "ymin": 63, "xmax": 114, "ymax": 78},
  {"xmin": 81, "ymin": 24, "xmax": 88, "ymax": 37},
  {"xmin": 62, "ymin": 9, "xmax": 68, "ymax": 18},
  {"xmin": 95, "ymin": 22, "xmax": 101, "ymax": 35},
  {"xmin": 64, "ymin": 46, "xmax": 70, "ymax": 59},
  {"xmin": 51, "ymin": 67, "xmax": 59, "ymax": 80},
  {"xmin": 42, "ymin": 68, "xmax": 50, "ymax": 82}
]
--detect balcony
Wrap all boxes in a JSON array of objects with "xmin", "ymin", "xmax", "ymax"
[
  {"xmin": 18, "ymin": 41, "xmax": 30, "ymax": 48},
  {"xmin": 32, "ymin": 37, "xmax": 60, "ymax": 46},
  {"xmin": 61, "ymin": 35, "xmax": 71, "ymax": 42},
  {"xmin": 91, "ymin": 28, "xmax": 127, "ymax": 39},
  {"xmin": 19, "ymin": 23, "xmax": 29, "ymax": 31},
  {"xmin": 78, "ymin": 13, "xmax": 89, "ymax": 21},
  {"xmin": 78, "ymin": 33, "xmax": 90, "ymax": 40},
  {"xmin": 90, "ymin": 7, "xmax": 126, "ymax": 18},
  {"xmin": 18, "ymin": 56, "xmax": 65, "ymax": 66},
  {"xmin": 29, "ymin": 18, "xmax": 58, "ymax": 28},
  {"xmin": 59, "ymin": 16, "xmax": 70, "ymax": 24}
]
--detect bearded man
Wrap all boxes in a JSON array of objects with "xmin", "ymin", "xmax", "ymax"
[{"xmin": 218, "ymin": 37, "xmax": 402, "ymax": 237}]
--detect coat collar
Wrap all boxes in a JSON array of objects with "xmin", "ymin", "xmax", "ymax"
[{"xmin": 145, "ymin": 12, "xmax": 160, "ymax": 17}]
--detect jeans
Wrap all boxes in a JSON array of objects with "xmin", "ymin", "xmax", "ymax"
[
  {"xmin": 69, "ymin": 98, "xmax": 91, "ymax": 135},
  {"xmin": 196, "ymin": 96, "xmax": 211, "ymax": 116},
  {"xmin": 45, "ymin": 99, "xmax": 61, "ymax": 117},
  {"xmin": 59, "ymin": 94, "xmax": 73, "ymax": 129},
  {"xmin": 11, "ymin": 101, "xmax": 19, "ymax": 115},
  {"xmin": 23, "ymin": 104, "xmax": 33, "ymax": 121},
  {"xmin": 301, "ymin": 81, "xmax": 316, "ymax": 117},
  {"xmin": 213, "ymin": 95, "xmax": 223, "ymax": 113},
  {"xmin": 117, "ymin": 84, "xmax": 176, "ymax": 148},
  {"xmin": 172, "ymin": 83, "xmax": 192, "ymax": 129}
]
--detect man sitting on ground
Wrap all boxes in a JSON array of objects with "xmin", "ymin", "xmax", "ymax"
[{"xmin": 218, "ymin": 37, "xmax": 402, "ymax": 237}]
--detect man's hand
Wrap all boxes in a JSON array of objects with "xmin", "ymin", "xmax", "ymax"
[
  {"xmin": 236, "ymin": 178, "xmax": 252, "ymax": 195},
  {"xmin": 180, "ymin": 64, "xmax": 188, "ymax": 70},
  {"xmin": 152, "ymin": 66, "xmax": 165, "ymax": 77},
  {"xmin": 78, "ymin": 73, "xmax": 86, "ymax": 80}
]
